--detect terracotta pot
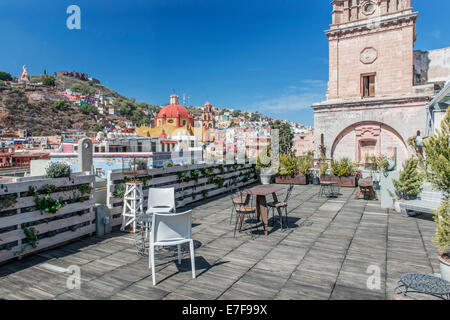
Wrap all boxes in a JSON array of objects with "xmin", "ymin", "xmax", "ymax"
[
  {"xmin": 439, "ymin": 254, "xmax": 450, "ymax": 282},
  {"xmin": 274, "ymin": 175, "xmax": 308, "ymax": 185}
]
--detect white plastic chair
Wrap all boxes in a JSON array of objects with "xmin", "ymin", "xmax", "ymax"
[
  {"xmin": 149, "ymin": 211, "xmax": 196, "ymax": 285},
  {"xmin": 147, "ymin": 187, "xmax": 176, "ymax": 215},
  {"xmin": 141, "ymin": 188, "xmax": 176, "ymax": 239}
]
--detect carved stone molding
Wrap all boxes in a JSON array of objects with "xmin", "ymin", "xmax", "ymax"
[{"xmin": 360, "ymin": 47, "xmax": 378, "ymax": 64}]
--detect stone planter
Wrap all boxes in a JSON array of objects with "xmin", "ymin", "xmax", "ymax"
[
  {"xmin": 439, "ymin": 255, "xmax": 450, "ymax": 282},
  {"xmin": 393, "ymin": 199, "xmax": 402, "ymax": 213},
  {"xmin": 259, "ymin": 168, "xmax": 274, "ymax": 185},
  {"xmin": 274, "ymin": 174, "xmax": 308, "ymax": 185}
]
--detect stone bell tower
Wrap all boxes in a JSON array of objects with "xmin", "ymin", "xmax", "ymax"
[
  {"xmin": 201, "ymin": 102, "xmax": 215, "ymax": 142},
  {"xmin": 312, "ymin": 0, "xmax": 433, "ymax": 166},
  {"xmin": 327, "ymin": 0, "xmax": 416, "ymax": 100}
]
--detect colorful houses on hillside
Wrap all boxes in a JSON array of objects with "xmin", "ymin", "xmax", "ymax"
[{"xmin": 62, "ymin": 89, "xmax": 116, "ymax": 115}]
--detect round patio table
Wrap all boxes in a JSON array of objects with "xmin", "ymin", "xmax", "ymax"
[
  {"xmin": 319, "ymin": 181, "xmax": 338, "ymax": 198},
  {"xmin": 394, "ymin": 274, "xmax": 450, "ymax": 300}
]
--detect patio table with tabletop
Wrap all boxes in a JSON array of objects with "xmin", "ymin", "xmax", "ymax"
[{"xmin": 241, "ymin": 185, "xmax": 284, "ymax": 236}]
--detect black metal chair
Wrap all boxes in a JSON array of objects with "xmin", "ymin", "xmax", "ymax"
[
  {"xmin": 267, "ymin": 184, "xmax": 294, "ymax": 229},
  {"xmin": 232, "ymin": 191, "xmax": 259, "ymax": 238},
  {"xmin": 229, "ymin": 186, "xmax": 247, "ymax": 224}
]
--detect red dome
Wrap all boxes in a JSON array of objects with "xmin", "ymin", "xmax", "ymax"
[{"xmin": 156, "ymin": 104, "xmax": 193, "ymax": 119}]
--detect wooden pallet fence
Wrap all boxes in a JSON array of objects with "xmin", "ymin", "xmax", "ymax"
[
  {"xmin": 0, "ymin": 172, "xmax": 95, "ymax": 264},
  {"xmin": 107, "ymin": 163, "xmax": 258, "ymax": 227}
]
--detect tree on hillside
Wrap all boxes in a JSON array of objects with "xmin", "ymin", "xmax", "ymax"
[
  {"xmin": 232, "ymin": 110, "xmax": 241, "ymax": 118},
  {"xmin": 52, "ymin": 100, "xmax": 69, "ymax": 111},
  {"xmin": 250, "ymin": 114, "xmax": 260, "ymax": 122},
  {"xmin": 80, "ymin": 105, "xmax": 98, "ymax": 115},
  {"xmin": 271, "ymin": 120, "xmax": 294, "ymax": 155},
  {"xmin": 71, "ymin": 83, "xmax": 95, "ymax": 96},
  {"xmin": 42, "ymin": 76, "xmax": 56, "ymax": 86},
  {"xmin": 0, "ymin": 72, "xmax": 13, "ymax": 81},
  {"xmin": 91, "ymin": 123, "xmax": 103, "ymax": 132},
  {"xmin": 131, "ymin": 109, "xmax": 150, "ymax": 126},
  {"xmin": 114, "ymin": 98, "xmax": 136, "ymax": 117}
]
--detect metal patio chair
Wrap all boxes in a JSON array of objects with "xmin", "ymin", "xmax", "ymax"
[{"xmin": 267, "ymin": 184, "xmax": 294, "ymax": 229}]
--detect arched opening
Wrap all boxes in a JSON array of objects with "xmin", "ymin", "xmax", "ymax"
[{"xmin": 330, "ymin": 121, "xmax": 409, "ymax": 165}]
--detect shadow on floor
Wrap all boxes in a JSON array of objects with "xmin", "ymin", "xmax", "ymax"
[
  {"xmin": 156, "ymin": 258, "xmax": 230, "ymax": 284},
  {"xmin": 0, "ymin": 232, "xmax": 127, "ymax": 277}
]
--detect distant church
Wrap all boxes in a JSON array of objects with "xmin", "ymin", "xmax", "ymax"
[
  {"xmin": 135, "ymin": 94, "xmax": 216, "ymax": 143},
  {"xmin": 312, "ymin": 0, "xmax": 450, "ymax": 166}
]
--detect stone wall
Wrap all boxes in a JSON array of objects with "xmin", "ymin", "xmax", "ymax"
[
  {"xmin": 313, "ymin": 97, "xmax": 428, "ymax": 165},
  {"xmin": 294, "ymin": 131, "xmax": 314, "ymax": 156},
  {"xmin": 414, "ymin": 47, "xmax": 450, "ymax": 85}
]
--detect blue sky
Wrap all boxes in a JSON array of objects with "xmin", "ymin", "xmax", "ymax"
[{"xmin": 0, "ymin": 0, "xmax": 449, "ymax": 126}]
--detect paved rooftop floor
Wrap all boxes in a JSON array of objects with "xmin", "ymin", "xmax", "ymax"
[{"xmin": 0, "ymin": 185, "xmax": 441, "ymax": 300}]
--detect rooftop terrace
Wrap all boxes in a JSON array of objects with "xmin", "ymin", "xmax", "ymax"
[{"xmin": 0, "ymin": 185, "xmax": 440, "ymax": 300}]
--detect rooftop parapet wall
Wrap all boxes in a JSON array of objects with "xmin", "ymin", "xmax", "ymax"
[
  {"xmin": 106, "ymin": 162, "xmax": 258, "ymax": 228},
  {"xmin": 0, "ymin": 172, "xmax": 95, "ymax": 264}
]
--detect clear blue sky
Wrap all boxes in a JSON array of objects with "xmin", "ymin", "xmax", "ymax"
[{"xmin": 0, "ymin": 0, "xmax": 448, "ymax": 126}]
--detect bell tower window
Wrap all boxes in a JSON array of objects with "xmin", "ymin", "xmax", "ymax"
[{"xmin": 361, "ymin": 74, "xmax": 376, "ymax": 98}]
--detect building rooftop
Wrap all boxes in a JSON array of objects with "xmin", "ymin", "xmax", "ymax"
[{"xmin": 0, "ymin": 185, "xmax": 440, "ymax": 300}]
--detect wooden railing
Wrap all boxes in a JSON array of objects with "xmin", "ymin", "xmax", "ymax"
[
  {"xmin": 107, "ymin": 162, "xmax": 258, "ymax": 228},
  {"xmin": 0, "ymin": 172, "xmax": 95, "ymax": 264}
]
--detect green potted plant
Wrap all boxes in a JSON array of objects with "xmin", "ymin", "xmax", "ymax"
[
  {"xmin": 256, "ymin": 146, "xmax": 274, "ymax": 185},
  {"xmin": 389, "ymin": 156, "xmax": 424, "ymax": 213},
  {"xmin": 45, "ymin": 162, "xmax": 72, "ymax": 179},
  {"xmin": 319, "ymin": 162, "xmax": 329, "ymax": 182},
  {"xmin": 274, "ymin": 154, "xmax": 310, "ymax": 185},
  {"xmin": 330, "ymin": 158, "xmax": 357, "ymax": 187},
  {"xmin": 421, "ymin": 108, "xmax": 449, "ymax": 281}
]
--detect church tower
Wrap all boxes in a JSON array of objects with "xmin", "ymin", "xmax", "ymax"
[
  {"xmin": 312, "ymin": 0, "xmax": 433, "ymax": 166},
  {"xmin": 201, "ymin": 102, "xmax": 215, "ymax": 142},
  {"xmin": 327, "ymin": 0, "xmax": 416, "ymax": 100},
  {"xmin": 201, "ymin": 102, "xmax": 215, "ymax": 129}
]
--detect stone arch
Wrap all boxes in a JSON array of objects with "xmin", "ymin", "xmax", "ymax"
[{"xmin": 330, "ymin": 121, "xmax": 409, "ymax": 164}]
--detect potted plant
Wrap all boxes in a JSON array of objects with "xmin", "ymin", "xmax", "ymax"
[
  {"xmin": 256, "ymin": 146, "xmax": 274, "ymax": 185},
  {"xmin": 275, "ymin": 154, "xmax": 312, "ymax": 185},
  {"xmin": 389, "ymin": 156, "xmax": 423, "ymax": 213},
  {"xmin": 392, "ymin": 157, "xmax": 423, "ymax": 200},
  {"xmin": 319, "ymin": 162, "xmax": 329, "ymax": 182},
  {"xmin": 364, "ymin": 154, "xmax": 377, "ymax": 171},
  {"xmin": 421, "ymin": 108, "xmax": 449, "ymax": 281},
  {"xmin": 275, "ymin": 154, "xmax": 299, "ymax": 184},
  {"xmin": 45, "ymin": 162, "xmax": 72, "ymax": 179},
  {"xmin": 329, "ymin": 158, "xmax": 357, "ymax": 187},
  {"xmin": 312, "ymin": 167, "xmax": 320, "ymax": 185}
]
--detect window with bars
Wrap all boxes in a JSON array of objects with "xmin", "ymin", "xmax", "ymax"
[{"xmin": 361, "ymin": 74, "xmax": 375, "ymax": 98}]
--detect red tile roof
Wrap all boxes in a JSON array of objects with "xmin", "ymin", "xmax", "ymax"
[{"xmin": 156, "ymin": 104, "xmax": 193, "ymax": 119}]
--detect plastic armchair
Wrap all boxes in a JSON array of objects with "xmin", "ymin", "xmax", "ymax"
[
  {"xmin": 149, "ymin": 211, "xmax": 196, "ymax": 285},
  {"xmin": 146, "ymin": 187, "xmax": 176, "ymax": 215}
]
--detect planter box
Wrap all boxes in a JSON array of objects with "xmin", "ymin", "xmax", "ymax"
[
  {"xmin": 275, "ymin": 175, "xmax": 308, "ymax": 185},
  {"xmin": 0, "ymin": 173, "xmax": 95, "ymax": 264},
  {"xmin": 320, "ymin": 175, "xmax": 356, "ymax": 187},
  {"xmin": 107, "ymin": 162, "xmax": 259, "ymax": 225},
  {"xmin": 339, "ymin": 176, "xmax": 357, "ymax": 187}
]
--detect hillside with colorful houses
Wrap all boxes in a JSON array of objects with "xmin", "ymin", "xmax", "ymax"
[{"xmin": 0, "ymin": 67, "xmax": 314, "ymax": 177}]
